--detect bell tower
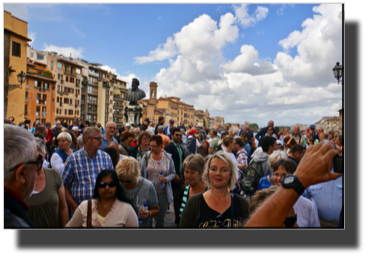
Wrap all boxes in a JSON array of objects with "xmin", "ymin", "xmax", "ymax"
[{"xmin": 149, "ymin": 82, "xmax": 158, "ymax": 100}]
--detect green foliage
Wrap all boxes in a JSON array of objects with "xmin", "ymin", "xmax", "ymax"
[
  {"xmin": 42, "ymin": 70, "xmax": 53, "ymax": 78},
  {"xmin": 249, "ymin": 123, "xmax": 259, "ymax": 129}
]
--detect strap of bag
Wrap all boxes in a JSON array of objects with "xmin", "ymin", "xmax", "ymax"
[
  {"xmin": 231, "ymin": 194, "xmax": 234, "ymax": 228},
  {"xmin": 131, "ymin": 178, "xmax": 144, "ymax": 212},
  {"xmin": 87, "ymin": 198, "xmax": 92, "ymax": 228}
]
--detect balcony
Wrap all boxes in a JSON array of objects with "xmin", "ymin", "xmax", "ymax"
[
  {"xmin": 113, "ymin": 95, "xmax": 124, "ymax": 101},
  {"xmin": 82, "ymin": 78, "xmax": 88, "ymax": 85},
  {"xmin": 115, "ymin": 121, "xmax": 123, "ymax": 126},
  {"xmin": 87, "ymin": 101, "xmax": 97, "ymax": 105},
  {"xmin": 75, "ymin": 105, "xmax": 79, "ymax": 108},
  {"xmin": 102, "ymin": 84, "xmax": 110, "ymax": 88},
  {"xmin": 59, "ymin": 103, "xmax": 63, "ymax": 107},
  {"xmin": 42, "ymin": 112, "xmax": 47, "ymax": 117},
  {"xmin": 87, "ymin": 110, "xmax": 97, "ymax": 114},
  {"xmin": 64, "ymin": 70, "xmax": 77, "ymax": 77},
  {"xmin": 88, "ymin": 70, "xmax": 99, "ymax": 77},
  {"xmin": 113, "ymin": 104, "xmax": 123, "ymax": 109},
  {"xmin": 87, "ymin": 91, "xmax": 98, "ymax": 96}
]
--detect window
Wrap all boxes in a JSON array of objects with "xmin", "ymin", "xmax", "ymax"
[
  {"xmin": 56, "ymin": 108, "xmax": 59, "ymax": 114},
  {"xmin": 43, "ymin": 94, "xmax": 47, "ymax": 102},
  {"xmin": 37, "ymin": 93, "xmax": 41, "ymax": 102},
  {"xmin": 51, "ymin": 61, "xmax": 54, "ymax": 70},
  {"xmin": 12, "ymin": 42, "xmax": 21, "ymax": 57},
  {"xmin": 69, "ymin": 110, "xmax": 73, "ymax": 115},
  {"xmin": 70, "ymin": 77, "xmax": 74, "ymax": 83},
  {"xmin": 44, "ymin": 83, "xmax": 49, "ymax": 89},
  {"xmin": 58, "ymin": 74, "xmax": 60, "ymax": 80},
  {"xmin": 36, "ymin": 106, "xmax": 40, "ymax": 112},
  {"xmin": 65, "ymin": 109, "xmax": 67, "ymax": 115},
  {"xmin": 70, "ymin": 99, "xmax": 72, "ymax": 105},
  {"xmin": 31, "ymin": 52, "xmax": 34, "ymax": 57},
  {"xmin": 76, "ymin": 68, "xmax": 81, "ymax": 74},
  {"xmin": 57, "ymin": 62, "xmax": 63, "ymax": 69},
  {"xmin": 37, "ymin": 53, "xmax": 44, "ymax": 60},
  {"xmin": 66, "ymin": 76, "xmax": 68, "ymax": 82},
  {"xmin": 35, "ymin": 81, "xmax": 42, "ymax": 88},
  {"xmin": 64, "ymin": 98, "xmax": 69, "ymax": 104}
]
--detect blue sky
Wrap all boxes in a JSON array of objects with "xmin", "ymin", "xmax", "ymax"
[{"xmin": 4, "ymin": 3, "xmax": 342, "ymax": 126}]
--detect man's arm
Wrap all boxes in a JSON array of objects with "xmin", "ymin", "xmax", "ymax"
[
  {"xmin": 255, "ymin": 128, "xmax": 263, "ymax": 141},
  {"xmin": 245, "ymin": 143, "xmax": 341, "ymax": 227}
]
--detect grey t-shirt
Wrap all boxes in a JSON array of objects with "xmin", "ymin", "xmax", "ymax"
[{"xmin": 120, "ymin": 177, "xmax": 158, "ymax": 227}]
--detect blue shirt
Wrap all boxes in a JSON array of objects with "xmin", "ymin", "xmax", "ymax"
[
  {"xmin": 62, "ymin": 148, "xmax": 114, "ymax": 205},
  {"xmin": 244, "ymin": 142, "xmax": 252, "ymax": 157},
  {"xmin": 258, "ymin": 174, "xmax": 272, "ymax": 191},
  {"xmin": 303, "ymin": 173, "xmax": 343, "ymax": 221},
  {"xmin": 100, "ymin": 135, "xmax": 118, "ymax": 150}
]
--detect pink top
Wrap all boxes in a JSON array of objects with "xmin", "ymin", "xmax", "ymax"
[{"xmin": 66, "ymin": 199, "xmax": 138, "ymax": 228}]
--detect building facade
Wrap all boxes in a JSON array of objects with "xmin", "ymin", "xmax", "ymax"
[
  {"xmin": 314, "ymin": 116, "xmax": 340, "ymax": 134},
  {"xmin": 4, "ymin": 11, "xmax": 32, "ymax": 124}
]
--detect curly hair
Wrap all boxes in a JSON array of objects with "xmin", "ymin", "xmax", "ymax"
[
  {"xmin": 120, "ymin": 130, "xmax": 136, "ymax": 142},
  {"xmin": 137, "ymin": 130, "xmax": 151, "ymax": 144}
]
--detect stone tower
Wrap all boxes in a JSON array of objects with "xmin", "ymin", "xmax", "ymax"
[{"xmin": 149, "ymin": 82, "xmax": 158, "ymax": 100}]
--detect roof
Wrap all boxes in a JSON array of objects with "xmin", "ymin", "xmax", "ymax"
[
  {"xmin": 26, "ymin": 72, "xmax": 56, "ymax": 82},
  {"xmin": 57, "ymin": 58, "xmax": 85, "ymax": 68}
]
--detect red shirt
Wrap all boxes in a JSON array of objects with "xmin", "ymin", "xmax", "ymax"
[{"xmin": 46, "ymin": 128, "xmax": 53, "ymax": 142}]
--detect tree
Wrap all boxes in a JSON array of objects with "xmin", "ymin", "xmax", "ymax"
[{"xmin": 249, "ymin": 123, "xmax": 259, "ymax": 129}]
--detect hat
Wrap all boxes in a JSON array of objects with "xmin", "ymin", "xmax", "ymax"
[
  {"xmin": 190, "ymin": 129, "xmax": 196, "ymax": 135},
  {"xmin": 169, "ymin": 119, "xmax": 174, "ymax": 123},
  {"xmin": 125, "ymin": 123, "xmax": 131, "ymax": 127},
  {"xmin": 277, "ymin": 140, "xmax": 283, "ymax": 146},
  {"xmin": 309, "ymin": 125, "xmax": 315, "ymax": 129},
  {"xmin": 144, "ymin": 118, "xmax": 151, "ymax": 123}
]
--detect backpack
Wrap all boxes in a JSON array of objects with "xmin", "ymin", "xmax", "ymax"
[
  {"xmin": 241, "ymin": 160, "xmax": 264, "ymax": 195},
  {"xmin": 182, "ymin": 137, "xmax": 197, "ymax": 155},
  {"xmin": 212, "ymin": 139, "xmax": 223, "ymax": 154}
]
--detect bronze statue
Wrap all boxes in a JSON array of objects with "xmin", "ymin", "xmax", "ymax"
[{"xmin": 124, "ymin": 78, "xmax": 145, "ymax": 128}]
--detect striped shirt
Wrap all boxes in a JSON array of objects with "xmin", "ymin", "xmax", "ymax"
[{"xmin": 62, "ymin": 147, "xmax": 114, "ymax": 205}]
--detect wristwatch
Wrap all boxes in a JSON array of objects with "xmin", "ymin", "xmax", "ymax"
[{"xmin": 281, "ymin": 175, "xmax": 304, "ymax": 195}]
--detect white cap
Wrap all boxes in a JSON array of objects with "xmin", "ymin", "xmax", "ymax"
[
  {"xmin": 277, "ymin": 140, "xmax": 283, "ymax": 146},
  {"xmin": 125, "ymin": 123, "xmax": 131, "ymax": 127}
]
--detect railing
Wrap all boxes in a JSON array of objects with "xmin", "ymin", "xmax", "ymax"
[
  {"xmin": 87, "ymin": 110, "xmax": 97, "ymax": 114},
  {"xmin": 42, "ymin": 112, "xmax": 47, "ymax": 117},
  {"xmin": 103, "ymin": 84, "xmax": 110, "ymax": 88},
  {"xmin": 82, "ymin": 79, "xmax": 88, "ymax": 85},
  {"xmin": 64, "ymin": 70, "xmax": 77, "ymax": 76},
  {"xmin": 87, "ymin": 100, "xmax": 97, "ymax": 104},
  {"xmin": 88, "ymin": 91, "xmax": 98, "ymax": 95}
]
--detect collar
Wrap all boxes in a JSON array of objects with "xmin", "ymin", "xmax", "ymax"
[
  {"xmin": 172, "ymin": 141, "xmax": 180, "ymax": 148},
  {"xmin": 288, "ymin": 156, "xmax": 299, "ymax": 165},
  {"xmin": 4, "ymin": 187, "xmax": 30, "ymax": 211},
  {"xmin": 237, "ymin": 149, "xmax": 246, "ymax": 155},
  {"xmin": 83, "ymin": 147, "xmax": 98, "ymax": 159}
]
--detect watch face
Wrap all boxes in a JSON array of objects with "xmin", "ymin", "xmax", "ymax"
[{"xmin": 284, "ymin": 176, "xmax": 295, "ymax": 185}]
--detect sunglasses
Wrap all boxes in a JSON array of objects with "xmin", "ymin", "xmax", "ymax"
[
  {"xmin": 284, "ymin": 214, "xmax": 297, "ymax": 228},
  {"xmin": 98, "ymin": 181, "xmax": 116, "ymax": 189},
  {"xmin": 8, "ymin": 154, "xmax": 44, "ymax": 172},
  {"xmin": 216, "ymin": 214, "xmax": 224, "ymax": 228},
  {"xmin": 174, "ymin": 134, "xmax": 182, "ymax": 137}
]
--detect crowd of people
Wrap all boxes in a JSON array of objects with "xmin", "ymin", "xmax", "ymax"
[{"xmin": 4, "ymin": 116, "xmax": 343, "ymax": 228}]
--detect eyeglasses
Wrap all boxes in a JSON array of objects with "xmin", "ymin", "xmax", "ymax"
[
  {"xmin": 89, "ymin": 137, "xmax": 103, "ymax": 141},
  {"xmin": 174, "ymin": 134, "xmax": 182, "ymax": 137},
  {"xmin": 8, "ymin": 154, "xmax": 44, "ymax": 172},
  {"xmin": 216, "ymin": 214, "xmax": 224, "ymax": 228},
  {"xmin": 98, "ymin": 181, "xmax": 116, "ymax": 189},
  {"xmin": 284, "ymin": 214, "xmax": 297, "ymax": 228}
]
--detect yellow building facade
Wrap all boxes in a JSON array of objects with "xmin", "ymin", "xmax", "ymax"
[{"xmin": 4, "ymin": 11, "xmax": 32, "ymax": 124}]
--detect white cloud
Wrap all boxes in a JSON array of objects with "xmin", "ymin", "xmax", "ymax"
[
  {"xmin": 42, "ymin": 44, "xmax": 84, "ymax": 58},
  {"xmin": 232, "ymin": 4, "xmax": 269, "ymax": 28},
  {"xmin": 275, "ymin": 4, "xmax": 342, "ymax": 87},
  {"xmin": 134, "ymin": 37, "xmax": 177, "ymax": 64},
  {"xmin": 222, "ymin": 45, "xmax": 277, "ymax": 75},
  {"xmin": 28, "ymin": 32, "xmax": 36, "ymax": 46}
]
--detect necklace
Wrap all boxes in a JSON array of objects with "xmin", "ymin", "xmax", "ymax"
[{"xmin": 98, "ymin": 200, "xmax": 115, "ymax": 208}]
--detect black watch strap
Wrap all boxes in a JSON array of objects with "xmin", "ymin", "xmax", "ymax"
[{"xmin": 281, "ymin": 175, "xmax": 304, "ymax": 195}]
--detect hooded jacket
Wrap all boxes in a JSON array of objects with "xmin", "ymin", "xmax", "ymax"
[{"xmin": 252, "ymin": 152, "xmax": 272, "ymax": 177}]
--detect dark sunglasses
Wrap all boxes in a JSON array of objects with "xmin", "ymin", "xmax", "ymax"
[
  {"xmin": 174, "ymin": 134, "xmax": 182, "ymax": 137},
  {"xmin": 216, "ymin": 214, "xmax": 224, "ymax": 228},
  {"xmin": 284, "ymin": 214, "xmax": 297, "ymax": 228},
  {"xmin": 8, "ymin": 154, "xmax": 44, "ymax": 172},
  {"xmin": 98, "ymin": 181, "xmax": 116, "ymax": 189}
]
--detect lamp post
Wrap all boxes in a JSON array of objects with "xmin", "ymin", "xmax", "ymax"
[
  {"xmin": 332, "ymin": 62, "xmax": 343, "ymax": 85},
  {"xmin": 4, "ymin": 68, "xmax": 27, "ymax": 118}
]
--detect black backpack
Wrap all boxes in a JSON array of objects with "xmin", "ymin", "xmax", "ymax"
[{"xmin": 242, "ymin": 160, "xmax": 264, "ymax": 195}]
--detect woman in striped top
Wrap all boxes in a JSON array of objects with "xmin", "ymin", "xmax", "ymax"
[{"xmin": 177, "ymin": 154, "xmax": 207, "ymax": 227}]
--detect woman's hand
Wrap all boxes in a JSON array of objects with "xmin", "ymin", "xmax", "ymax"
[
  {"xmin": 159, "ymin": 176, "xmax": 167, "ymax": 184},
  {"xmin": 138, "ymin": 209, "xmax": 150, "ymax": 219}
]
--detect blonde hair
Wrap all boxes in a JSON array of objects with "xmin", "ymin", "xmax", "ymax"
[
  {"xmin": 115, "ymin": 156, "xmax": 141, "ymax": 185},
  {"xmin": 268, "ymin": 150, "xmax": 288, "ymax": 167},
  {"xmin": 203, "ymin": 152, "xmax": 237, "ymax": 190}
]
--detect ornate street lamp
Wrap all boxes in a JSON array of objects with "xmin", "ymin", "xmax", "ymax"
[
  {"xmin": 332, "ymin": 62, "xmax": 343, "ymax": 85},
  {"xmin": 7, "ymin": 69, "xmax": 26, "ymax": 91}
]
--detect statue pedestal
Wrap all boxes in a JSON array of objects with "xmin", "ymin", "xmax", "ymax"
[{"xmin": 124, "ymin": 105, "xmax": 143, "ymax": 128}]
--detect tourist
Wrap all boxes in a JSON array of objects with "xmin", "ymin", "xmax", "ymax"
[
  {"xmin": 128, "ymin": 131, "xmax": 151, "ymax": 162},
  {"xmin": 119, "ymin": 130, "xmax": 136, "ymax": 156}
]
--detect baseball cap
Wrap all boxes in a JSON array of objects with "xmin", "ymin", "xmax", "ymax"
[
  {"xmin": 277, "ymin": 140, "xmax": 283, "ymax": 146},
  {"xmin": 169, "ymin": 119, "xmax": 174, "ymax": 123},
  {"xmin": 125, "ymin": 123, "xmax": 131, "ymax": 127},
  {"xmin": 309, "ymin": 125, "xmax": 315, "ymax": 129},
  {"xmin": 190, "ymin": 129, "xmax": 196, "ymax": 134},
  {"xmin": 144, "ymin": 118, "xmax": 151, "ymax": 123}
]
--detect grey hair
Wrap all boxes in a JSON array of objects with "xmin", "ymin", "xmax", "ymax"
[
  {"xmin": 183, "ymin": 154, "xmax": 205, "ymax": 174},
  {"xmin": 34, "ymin": 138, "xmax": 47, "ymax": 156},
  {"xmin": 57, "ymin": 125, "xmax": 63, "ymax": 131},
  {"xmin": 268, "ymin": 150, "xmax": 288, "ymax": 167},
  {"xmin": 231, "ymin": 126, "xmax": 240, "ymax": 135},
  {"xmin": 57, "ymin": 132, "xmax": 72, "ymax": 142},
  {"xmin": 96, "ymin": 121, "xmax": 101, "ymax": 125},
  {"xmin": 77, "ymin": 135, "xmax": 84, "ymax": 149},
  {"xmin": 157, "ymin": 126, "xmax": 164, "ymax": 133},
  {"xmin": 4, "ymin": 125, "xmax": 37, "ymax": 181},
  {"xmin": 83, "ymin": 127, "xmax": 102, "ymax": 144},
  {"xmin": 105, "ymin": 121, "xmax": 116, "ymax": 127},
  {"xmin": 203, "ymin": 152, "xmax": 237, "ymax": 190}
]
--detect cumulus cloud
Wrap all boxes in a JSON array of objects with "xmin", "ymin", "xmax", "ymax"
[
  {"xmin": 275, "ymin": 4, "xmax": 342, "ymax": 87},
  {"xmin": 222, "ymin": 45, "xmax": 277, "ymax": 75},
  {"xmin": 134, "ymin": 37, "xmax": 176, "ymax": 64},
  {"xmin": 232, "ymin": 4, "xmax": 268, "ymax": 28},
  {"xmin": 42, "ymin": 44, "xmax": 84, "ymax": 58}
]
